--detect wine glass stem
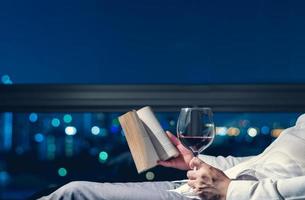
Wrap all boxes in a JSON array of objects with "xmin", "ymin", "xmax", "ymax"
[{"xmin": 193, "ymin": 151, "xmax": 199, "ymax": 170}]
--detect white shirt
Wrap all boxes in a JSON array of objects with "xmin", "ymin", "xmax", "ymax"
[{"xmin": 199, "ymin": 114, "xmax": 305, "ymax": 200}]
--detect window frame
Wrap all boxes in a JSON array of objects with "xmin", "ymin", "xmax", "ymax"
[{"xmin": 1, "ymin": 84, "xmax": 305, "ymax": 112}]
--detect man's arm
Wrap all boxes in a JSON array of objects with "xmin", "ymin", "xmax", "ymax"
[
  {"xmin": 227, "ymin": 176, "xmax": 305, "ymax": 200},
  {"xmin": 187, "ymin": 157, "xmax": 305, "ymax": 200},
  {"xmin": 198, "ymin": 155, "xmax": 254, "ymax": 171},
  {"xmin": 158, "ymin": 131, "xmax": 254, "ymax": 171}
]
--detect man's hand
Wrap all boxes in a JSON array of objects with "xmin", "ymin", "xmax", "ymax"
[
  {"xmin": 187, "ymin": 157, "xmax": 231, "ymax": 200},
  {"xmin": 157, "ymin": 131, "xmax": 194, "ymax": 170}
]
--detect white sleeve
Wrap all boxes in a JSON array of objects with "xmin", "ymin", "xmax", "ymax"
[
  {"xmin": 198, "ymin": 155, "xmax": 254, "ymax": 171},
  {"xmin": 227, "ymin": 176, "xmax": 305, "ymax": 200}
]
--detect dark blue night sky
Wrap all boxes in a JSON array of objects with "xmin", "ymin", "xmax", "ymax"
[{"xmin": 1, "ymin": 0, "xmax": 305, "ymax": 83}]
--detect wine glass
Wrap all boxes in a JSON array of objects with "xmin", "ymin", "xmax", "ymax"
[{"xmin": 177, "ymin": 107, "xmax": 215, "ymax": 159}]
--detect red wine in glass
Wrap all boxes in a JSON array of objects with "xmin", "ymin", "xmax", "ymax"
[
  {"xmin": 177, "ymin": 107, "xmax": 215, "ymax": 157},
  {"xmin": 178, "ymin": 135, "xmax": 214, "ymax": 155}
]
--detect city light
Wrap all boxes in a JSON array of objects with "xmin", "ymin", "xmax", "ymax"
[
  {"xmin": 216, "ymin": 127, "xmax": 227, "ymax": 136},
  {"xmin": 169, "ymin": 120, "xmax": 175, "ymax": 126},
  {"xmin": 91, "ymin": 126, "xmax": 100, "ymax": 135},
  {"xmin": 145, "ymin": 171, "xmax": 155, "ymax": 180},
  {"xmin": 58, "ymin": 167, "xmax": 67, "ymax": 177},
  {"xmin": 227, "ymin": 127, "xmax": 240, "ymax": 136},
  {"xmin": 1, "ymin": 75, "xmax": 10, "ymax": 83},
  {"xmin": 110, "ymin": 126, "xmax": 120, "ymax": 133},
  {"xmin": 247, "ymin": 128, "xmax": 258, "ymax": 137},
  {"xmin": 110, "ymin": 118, "xmax": 120, "ymax": 133},
  {"xmin": 271, "ymin": 129, "xmax": 284, "ymax": 138},
  {"xmin": 29, "ymin": 113, "xmax": 38, "ymax": 123},
  {"xmin": 0, "ymin": 171, "xmax": 10, "ymax": 186},
  {"xmin": 112, "ymin": 118, "xmax": 120, "ymax": 126},
  {"xmin": 261, "ymin": 126, "xmax": 270, "ymax": 135},
  {"xmin": 34, "ymin": 133, "xmax": 44, "ymax": 143},
  {"xmin": 1, "ymin": 75, "xmax": 12, "ymax": 84},
  {"xmin": 65, "ymin": 126, "xmax": 77, "ymax": 136},
  {"xmin": 63, "ymin": 114, "xmax": 72, "ymax": 123},
  {"xmin": 51, "ymin": 118, "xmax": 60, "ymax": 127},
  {"xmin": 99, "ymin": 151, "xmax": 108, "ymax": 162}
]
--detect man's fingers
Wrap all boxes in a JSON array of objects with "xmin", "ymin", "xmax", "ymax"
[
  {"xmin": 187, "ymin": 179, "xmax": 196, "ymax": 189},
  {"xmin": 157, "ymin": 160, "xmax": 174, "ymax": 167},
  {"xmin": 186, "ymin": 170, "xmax": 197, "ymax": 180},
  {"xmin": 166, "ymin": 131, "xmax": 180, "ymax": 146},
  {"xmin": 189, "ymin": 157, "xmax": 203, "ymax": 169},
  {"xmin": 189, "ymin": 157, "xmax": 210, "ymax": 170}
]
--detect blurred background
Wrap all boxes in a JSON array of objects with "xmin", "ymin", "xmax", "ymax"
[{"xmin": 1, "ymin": 0, "xmax": 305, "ymax": 199}]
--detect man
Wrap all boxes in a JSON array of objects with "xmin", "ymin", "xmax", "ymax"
[{"xmin": 39, "ymin": 114, "xmax": 305, "ymax": 200}]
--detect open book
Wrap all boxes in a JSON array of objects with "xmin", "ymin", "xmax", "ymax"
[{"xmin": 118, "ymin": 106, "xmax": 179, "ymax": 173}]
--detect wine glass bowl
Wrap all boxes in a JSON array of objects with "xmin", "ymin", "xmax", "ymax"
[{"xmin": 177, "ymin": 107, "xmax": 215, "ymax": 157}]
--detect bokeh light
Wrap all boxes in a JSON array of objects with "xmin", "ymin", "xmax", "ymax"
[
  {"xmin": 34, "ymin": 133, "xmax": 44, "ymax": 143},
  {"xmin": 99, "ymin": 151, "xmax": 108, "ymax": 162},
  {"xmin": 110, "ymin": 118, "xmax": 120, "ymax": 133},
  {"xmin": 169, "ymin": 120, "xmax": 175, "ymax": 126},
  {"xmin": 29, "ymin": 113, "xmax": 38, "ymax": 123},
  {"xmin": 271, "ymin": 129, "xmax": 284, "ymax": 138},
  {"xmin": 216, "ymin": 127, "xmax": 227, "ymax": 136},
  {"xmin": 145, "ymin": 171, "xmax": 155, "ymax": 180},
  {"xmin": 63, "ymin": 114, "xmax": 72, "ymax": 123},
  {"xmin": 247, "ymin": 128, "xmax": 258, "ymax": 137},
  {"xmin": 227, "ymin": 127, "xmax": 240, "ymax": 136},
  {"xmin": 65, "ymin": 126, "xmax": 77, "ymax": 136},
  {"xmin": 261, "ymin": 126, "xmax": 270, "ymax": 135},
  {"xmin": 0, "ymin": 171, "xmax": 10, "ymax": 186},
  {"xmin": 1, "ymin": 75, "xmax": 12, "ymax": 84},
  {"xmin": 51, "ymin": 118, "xmax": 60, "ymax": 127},
  {"xmin": 58, "ymin": 167, "xmax": 67, "ymax": 177},
  {"xmin": 91, "ymin": 126, "xmax": 100, "ymax": 135},
  {"xmin": 112, "ymin": 118, "xmax": 120, "ymax": 126}
]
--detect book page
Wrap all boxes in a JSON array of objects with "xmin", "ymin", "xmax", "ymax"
[
  {"xmin": 137, "ymin": 106, "xmax": 179, "ymax": 161},
  {"xmin": 119, "ymin": 111, "xmax": 159, "ymax": 173}
]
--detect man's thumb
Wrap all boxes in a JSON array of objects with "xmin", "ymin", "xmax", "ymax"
[{"xmin": 166, "ymin": 131, "xmax": 180, "ymax": 146}]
